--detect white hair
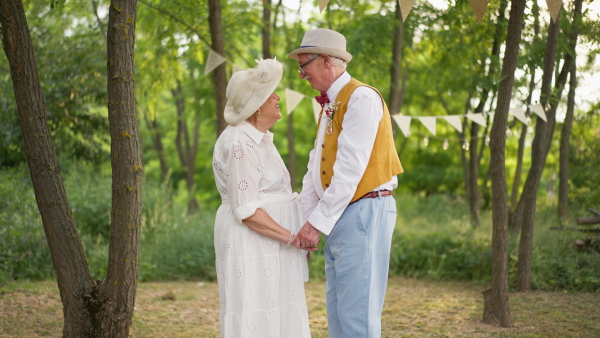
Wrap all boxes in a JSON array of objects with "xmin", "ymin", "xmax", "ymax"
[{"xmin": 307, "ymin": 53, "xmax": 347, "ymax": 70}]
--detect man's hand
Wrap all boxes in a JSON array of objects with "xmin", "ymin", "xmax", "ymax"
[{"xmin": 294, "ymin": 221, "xmax": 321, "ymax": 250}]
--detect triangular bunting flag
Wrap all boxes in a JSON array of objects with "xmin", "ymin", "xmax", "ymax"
[
  {"xmin": 392, "ymin": 115, "xmax": 412, "ymax": 137},
  {"xmin": 419, "ymin": 116, "xmax": 437, "ymax": 136},
  {"xmin": 232, "ymin": 64, "xmax": 244, "ymax": 75},
  {"xmin": 204, "ymin": 49, "xmax": 226, "ymax": 76},
  {"xmin": 312, "ymin": 99, "xmax": 322, "ymax": 123},
  {"xmin": 529, "ymin": 104, "xmax": 547, "ymax": 122},
  {"xmin": 510, "ymin": 107, "xmax": 528, "ymax": 124},
  {"xmin": 399, "ymin": 0, "xmax": 416, "ymax": 22},
  {"xmin": 285, "ymin": 89, "xmax": 305, "ymax": 115},
  {"xmin": 318, "ymin": 0, "xmax": 330, "ymax": 13},
  {"xmin": 443, "ymin": 115, "xmax": 463, "ymax": 133},
  {"xmin": 545, "ymin": 0, "xmax": 562, "ymax": 23},
  {"xmin": 466, "ymin": 113, "xmax": 486, "ymax": 126},
  {"xmin": 469, "ymin": 0, "xmax": 491, "ymax": 23}
]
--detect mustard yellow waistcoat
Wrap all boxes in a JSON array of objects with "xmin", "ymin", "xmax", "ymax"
[{"xmin": 318, "ymin": 78, "xmax": 403, "ymax": 203}]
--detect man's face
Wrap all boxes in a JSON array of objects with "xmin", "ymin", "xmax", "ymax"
[{"xmin": 297, "ymin": 54, "xmax": 328, "ymax": 92}]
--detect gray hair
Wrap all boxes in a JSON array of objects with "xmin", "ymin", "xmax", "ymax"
[{"xmin": 308, "ymin": 53, "xmax": 347, "ymax": 70}]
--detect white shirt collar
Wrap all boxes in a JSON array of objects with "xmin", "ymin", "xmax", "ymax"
[
  {"xmin": 239, "ymin": 120, "xmax": 273, "ymax": 145},
  {"xmin": 326, "ymin": 71, "xmax": 351, "ymax": 102}
]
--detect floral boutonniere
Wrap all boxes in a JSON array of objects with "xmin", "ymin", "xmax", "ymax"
[{"xmin": 323, "ymin": 101, "xmax": 340, "ymax": 134}]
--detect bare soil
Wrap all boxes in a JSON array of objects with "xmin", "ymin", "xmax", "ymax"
[{"xmin": 1, "ymin": 277, "xmax": 598, "ymax": 337}]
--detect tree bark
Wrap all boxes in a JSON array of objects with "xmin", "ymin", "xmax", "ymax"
[
  {"xmin": 1, "ymin": 0, "xmax": 142, "ymax": 336},
  {"xmin": 144, "ymin": 113, "xmax": 170, "ymax": 182},
  {"xmin": 208, "ymin": 0, "xmax": 227, "ymax": 136},
  {"xmin": 483, "ymin": 0, "xmax": 528, "ymax": 327},
  {"xmin": 515, "ymin": 0, "xmax": 582, "ymax": 292},
  {"xmin": 558, "ymin": 62, "xmax": 577, "ymax": 223},
  {"xmin": 388, "ymin": 0, "xmax": 404, "ymax": 116}
]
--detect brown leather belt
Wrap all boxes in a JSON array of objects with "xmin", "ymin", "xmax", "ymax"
[{"xmin": 355, "ymin": 190, "xmax": 392, "ymax": 202}]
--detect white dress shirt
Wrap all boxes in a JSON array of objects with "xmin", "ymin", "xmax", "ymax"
[{"xmin": 300, "ymin": 72, "xmax": 398, "ymax": 235}]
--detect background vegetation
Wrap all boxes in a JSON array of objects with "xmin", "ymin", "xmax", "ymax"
[{"xmin": 1, "ymin": 0, "xmax": 599, "ymax": 293}]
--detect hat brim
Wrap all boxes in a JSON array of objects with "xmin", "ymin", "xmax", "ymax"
[
  {"xmin": 224, "ymin": 72, "xmax": 282, "ymax": 126},
  {"xmin": 288, "ymin": 46, "xmax": 352, "ymax": 63}
]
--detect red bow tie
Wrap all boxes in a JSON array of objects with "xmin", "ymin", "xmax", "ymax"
[{"xmin": 315, "ymin": 91, "xmax": 330, "ymax": 107}]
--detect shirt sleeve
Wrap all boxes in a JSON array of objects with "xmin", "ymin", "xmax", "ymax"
[
  {"xmin": 225, "ymin": 137, "xmax": 265, "ymax": 223},
  {"xmin": 300, "ymin": 148, "xmax": 319, "ymax": 221},
  {"xmin": 307, "ymin": 87, "xmax": 383, "ymax": 235}
]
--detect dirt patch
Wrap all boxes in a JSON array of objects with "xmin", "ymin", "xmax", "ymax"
[{"xmin": 1, "ymin": 277, "xmax": 598, "ymax": 337}]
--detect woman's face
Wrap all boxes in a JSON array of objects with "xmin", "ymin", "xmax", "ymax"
[{"xmin": 259, "ymin": 92, "xmax": 281, "ymax": 124}]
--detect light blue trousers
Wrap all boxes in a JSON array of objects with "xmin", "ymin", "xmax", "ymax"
[{"xmin": 324, "ymin": 195, "xmax": 396, "ymax": 338}]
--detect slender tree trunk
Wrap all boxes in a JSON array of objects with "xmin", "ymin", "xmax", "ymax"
[
  {"xmin": 515, "ymin": 0, "xmax": 581, "ymax": 291},
  {"xmin": 1, "ymin": 0, "xmax": 142, "ymax": 336},
  {"xmin": 100, "ymin": 1, "xmax": 142, "ymax": 336},
  {"xmin": 262, "ymin": 0, "xmax": 272, "ymax": 58},
  {"xmin": 388, "ymin": 0, "xmax": 403, "ymax": 115},
  {"xmin": 172, "ymin": 82, "xmax": 199, "ymax": 213},
  {"xmin": 483, "ymin": 0, "xmax": 528, "ymax": 327},
  {"xmin": 558, "ymin": 62, "xmax": 577, "ymax": 223},
  {"xmin": 144, "ymin": 113, "xmax": 170, "ymax": 181},
  {"xmin": 208, "ymin": 0, "xmax": 227, "ymax": 136}
]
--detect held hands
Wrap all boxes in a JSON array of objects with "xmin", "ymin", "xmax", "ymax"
[{"xmin": 293, "ymin": 221, "xmax": 321, "ymax": 252}]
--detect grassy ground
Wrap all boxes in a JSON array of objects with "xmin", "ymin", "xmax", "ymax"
[{"xmin": 1, "ymin": 277, "xmax": 598, "ymax": 337}]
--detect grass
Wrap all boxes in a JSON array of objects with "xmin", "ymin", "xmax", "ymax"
[{"xmin": 1, "ymin": 277, "xmax": 598, "ymax": 337}]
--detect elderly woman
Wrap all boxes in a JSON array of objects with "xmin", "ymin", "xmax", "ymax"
[{"xmin": 212, "ymin": 59, "xmax": 314, "ymax": 338}]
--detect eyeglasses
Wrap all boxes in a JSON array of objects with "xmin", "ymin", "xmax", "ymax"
[{"xmin": 298, "ymin": 54, "xmax": 322, "ymax": 75}]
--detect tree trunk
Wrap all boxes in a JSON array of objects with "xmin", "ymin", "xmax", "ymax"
[
  {"xmin": 483, "ymin": 0, "xmax": 528, "ymax": 327},
  {"xmin": 515, "ymin": 0, "xmax": 581, "ymax": 292},
  {"xmin": 144, "ymin": 113, "xmax": 170, "ymax": 182},
  {"xmin": 0, "ymin": 0, "xmax": 142, "ymax": 336},
  {"xmin": 388, "ymin": 0, "xmax": 404, "ymax": 115},
  {"xmin": 208, "ymin": 0, "xmax": 227, "ymax": 136},
  {"xmin": 509, "ymin": 2, "xmax": 540, "ymax": 223},
  {"xmin": 172, "ymin": 81, "xmax": 199, "ymax": 214},
  {"xmin": 558, "ymin": 62, "xmax": 577, "ymax": 223},
  {"xmin": 262, "ymin": 0, "xmax": 272, "ymax": 58},
  {"xmin": 0, "ymin": 0, "xmax": 94, "ymax": 333}
]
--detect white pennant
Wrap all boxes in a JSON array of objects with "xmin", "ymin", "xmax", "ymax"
[
  {"xmin": 232, "ymin": 64, "xmax": 244, "ymax": 75},
  {"xmin": 399, "ymin": 0, "xmax": 416, "ymax": 22},
  {"xmin": 285, "ymin": 89, "xmax": 305, "ymax": 115},
  {"xmin": 466, "ymin": 113, "xmax": 487, "ymax": 126},
  {"xmin": 318, "ymin": 0, "xmax": 330, "ymax": 13},
  {"xmin": 204, "ymin": 49, "xmax": 226, "ymax": 76},
  {"xmin": 528, "ymin": 104, "xmax": 547, "ymax": 122},
  {"xmin": 392, "ymin": 115, "xmax": 412, "ymax": 137},
  {"xmin": 510, "ymin": 107, "xmax": 528, "ymax": 124},
  {"xmin": 443, "ymin": 115, "xmax": 463, "ymax": 133},
  {"xmin": 312, "ymin": 99, "xmax": 322, "ymax": 123},
  {"xmin": 419, "ymin": 116, "xmax": 437, "ymax": 136}
]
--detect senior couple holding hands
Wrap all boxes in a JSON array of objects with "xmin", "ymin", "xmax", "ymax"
[{"xmin": 212, "ymin": 28, "xmax": 403, "ymax": 338}]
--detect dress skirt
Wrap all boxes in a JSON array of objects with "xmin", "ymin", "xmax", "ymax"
[{"xmin": 214, "ymin": 193, "xmax": 311, "ymax": 338}]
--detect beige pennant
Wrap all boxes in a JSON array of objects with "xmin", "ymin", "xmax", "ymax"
[
  {"xmin": 469, "ymin": 0, "xmax": 491, "ymax": 23},
  {"xmin": 399, "ymin": 0, "xmax": 416, "ymax": 22},
  {"xmin": 285, "ymin": 89, "xmax": 305, "ymax": 115},
  {"xmin": 419, "ymin": 116, "xmax": 437, "ymax": 136},
  {"xmin": 232, "ymin": 64, "xmax": 244, "ymax": 75},
  {"xmin": 528, "ymin": 104, "xmax": 547, "ymax": 122},
  {"xmin": 204, "ymin": 49, "xmax": 226, "ymax": 76},
  {"xmin": 546, "ymin": 0, "xmax": 562, "ymax": 23},
  {"xmin": 319, "ymin": 0, "xmax": 330, "ymax": 13},
  {"xmin": 443, "ymin": 115, "xmax": 463, "ymax": 133},
  {"xmin": 392, "ymin": 115, "xmax": 412, "ymax": 137},
  {"xmin": 510, "ymin": 107, "xmax": 528, "ymax": 124},
  {"xmin": 466, "ymin": 113, "xmax": 486, "ymax": 126}
]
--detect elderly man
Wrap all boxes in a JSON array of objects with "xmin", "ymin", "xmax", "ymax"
[{"xmin": 289, "ymin": 28, "xmax": 404, "ymax": 338}]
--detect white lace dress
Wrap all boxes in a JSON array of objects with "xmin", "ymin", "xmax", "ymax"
[{"xmin": 212, "ymin": 121, "xmax": 311, "ymax": 338}]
